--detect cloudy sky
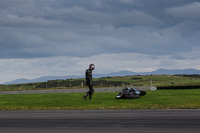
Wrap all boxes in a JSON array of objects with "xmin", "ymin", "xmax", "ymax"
[{"xmin": 0, "ymin": 0, "xmax": 200, "ymax": 83}]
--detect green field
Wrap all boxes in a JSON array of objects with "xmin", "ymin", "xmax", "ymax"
[
  {"xmin": 100, "ymin": 75, "xmax": 200, "ymax": 86},
  {"xmin": 0, "ymin": 89, "xmax": 199, "ymax": 111},
  {"xmin": 1, "ymin": 75, "xmax": 200, "ymax": 91}
]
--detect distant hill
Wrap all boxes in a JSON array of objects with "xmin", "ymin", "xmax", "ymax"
[
  {"xmin": 3, "ymin": 68, "xmax": 200, "ymax": 84},
  {"xmin": 3, "ymin": 75, "xmax": 84, "ymax": 85},
  {"xmin": 143, "ymin": 68, "xmax": 200, "ymax": 75}
]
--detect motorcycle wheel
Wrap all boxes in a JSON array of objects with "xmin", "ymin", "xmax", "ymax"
[{"xmin": 139, "ymin": 90, "xmax": 146, "ymax": 96}]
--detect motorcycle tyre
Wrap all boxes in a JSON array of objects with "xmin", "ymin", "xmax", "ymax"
[{"xmin": 139, "ymin": 90, "xmax": 146, "ymax": 96}]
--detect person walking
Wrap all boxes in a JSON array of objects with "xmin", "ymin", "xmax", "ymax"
[{"xmin": 83, "ymin": 64, "xmax": 95, "ymax": 100}]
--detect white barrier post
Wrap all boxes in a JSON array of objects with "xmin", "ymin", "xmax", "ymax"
[{"xmin": 150, "ymin": 86, "xmax": 157, "ymax": 90}]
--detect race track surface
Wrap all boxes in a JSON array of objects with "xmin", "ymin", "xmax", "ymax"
[
  {"xmin": 0, "ymin": 109, "xmax": 199, "ymax": 133},
  {"xmin": 0, "ymin": 87, "xmax": 150, "ymax": 95},
  {"xmin": 0, "ymin": 87, "xmax": 122, "ymax": 95}
]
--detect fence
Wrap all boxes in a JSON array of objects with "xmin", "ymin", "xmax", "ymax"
[{"xmin": 33, "ymin": 80, "xmax": 132, "ymax": 89}]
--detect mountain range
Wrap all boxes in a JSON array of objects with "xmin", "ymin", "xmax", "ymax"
[{"xmin": 3, "ymin": 68, "xmax": 200, "ymax": 85}]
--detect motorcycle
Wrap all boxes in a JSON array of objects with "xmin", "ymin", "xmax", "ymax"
[{"xmin": 115, "ymin": 87, "xmax": 146, "ymax": 99}]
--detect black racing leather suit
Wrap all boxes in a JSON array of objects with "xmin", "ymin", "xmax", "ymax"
[{"xmin": 85, "ymin": 69, "xmax": 94, "ymax": 98}]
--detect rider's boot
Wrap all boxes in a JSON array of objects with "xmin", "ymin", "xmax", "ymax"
[
  {"xmin": 89, "ymin": 94, "xmax": 92, "ymax": 100},
  {"xmin": 83, "ymin": 94, "xmax": 88, "ymax": 100}
]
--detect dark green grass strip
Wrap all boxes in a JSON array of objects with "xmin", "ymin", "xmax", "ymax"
[{"xmin": 0, "ymin": 89, "xmax": 199, "ymax": 111}]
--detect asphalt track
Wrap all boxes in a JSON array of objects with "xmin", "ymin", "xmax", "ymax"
[
  {"xmin": 0, "ymin": 87, "xmax": 150, "ymax": 95},
  {"xmin": 0, "ymin": 88, "xmax": 122, "ymax": 95},
  {"xmin": 0, "ymin": 110, "xmax": 199, "ymax": 133}
]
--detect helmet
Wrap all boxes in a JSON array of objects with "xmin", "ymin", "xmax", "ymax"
[{"xmin": 89, "ymin": 64, "xmax": 95, "ymax": 70}]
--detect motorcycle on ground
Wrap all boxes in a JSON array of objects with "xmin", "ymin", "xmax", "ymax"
[{"xmin": 115, "ymin": 87, "xmax": 146, "ymax": 99}]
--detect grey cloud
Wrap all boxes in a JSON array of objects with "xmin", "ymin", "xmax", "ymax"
[
  {"xmin": 166, "ymin": 2, "xmax": 200, "ymax": 20},
  {"xmin": 0, "ymin": 0, "xmax": 200, "ymax": 59}
]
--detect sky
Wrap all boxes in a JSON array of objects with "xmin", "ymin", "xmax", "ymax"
[{"xmin": 0, "ymin": 0, "xmax": 200, "ymax": 83}]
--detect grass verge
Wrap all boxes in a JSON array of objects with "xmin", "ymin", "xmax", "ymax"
[{"xmin": 0, "ymin": 89, "xmax": 199, "ymax": 111}]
